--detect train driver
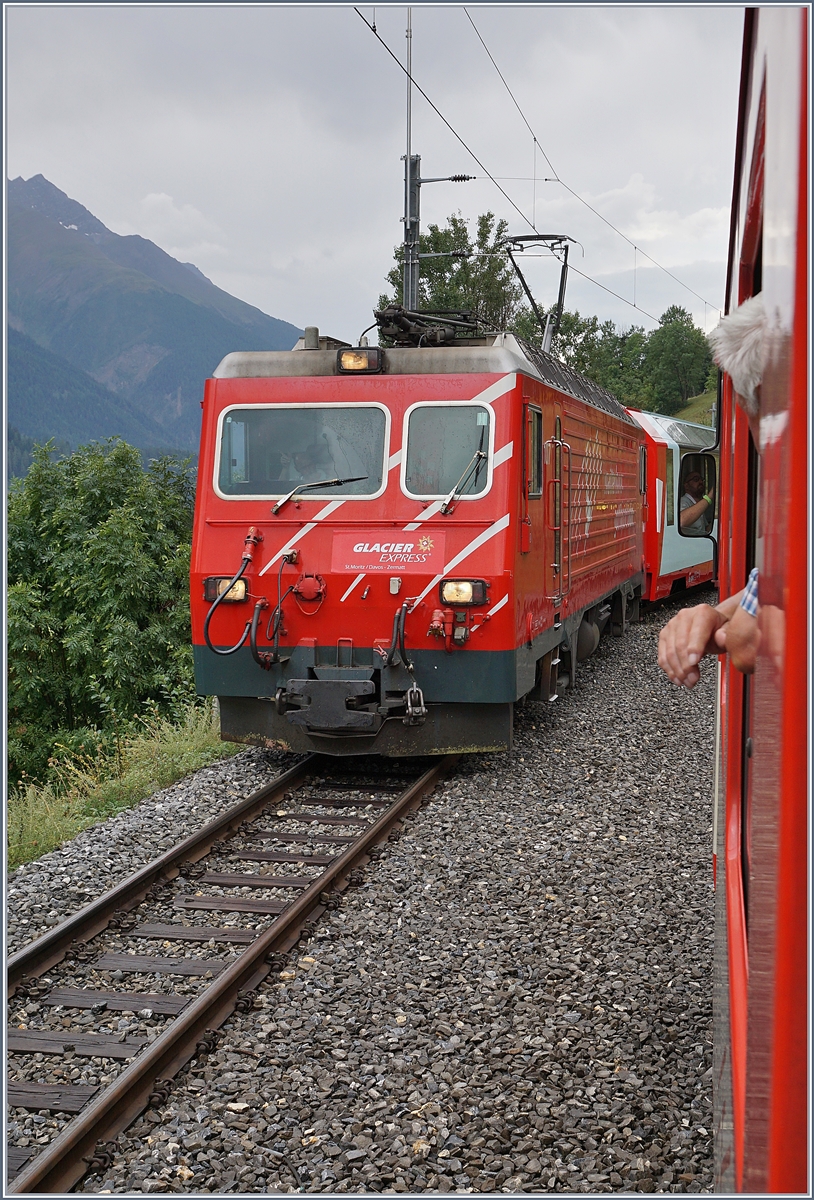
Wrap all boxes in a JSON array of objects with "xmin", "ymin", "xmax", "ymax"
[
  {"xmin": 658, "ymin": 295, "xmax": 765, "ymax": 688},
  {"xmin": 279, "ymin": 424, "xmax": 367, "ymax": 485},
  {"xmin": 679, "ymin": 471, "xmax": 716, "ymax": 534}
]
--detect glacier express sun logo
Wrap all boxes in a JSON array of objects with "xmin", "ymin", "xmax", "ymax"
[{"xmin": 332, "ymin": 530, "xmax": 446, "ymax": 574}]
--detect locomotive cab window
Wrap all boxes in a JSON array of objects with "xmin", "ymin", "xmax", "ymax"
[
  {"xmin": 403, "ymin": 403, "xmax": 492, "ymax": 499},
  {"xmin": 527, "ymin": 406, "xmax": 543, "ymax": 498},
  {"xmin": 215, "ymin": 404, "xmax": 388, "ymax": 499}
]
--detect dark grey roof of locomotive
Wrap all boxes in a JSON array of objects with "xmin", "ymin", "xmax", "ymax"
[
  {"xmin": 214, "ymin": 333, "xmax": 636, "ymax": 427},
  {"xmin": 513, "ymin": 338, "xmax": 635, "ymax": 426}
]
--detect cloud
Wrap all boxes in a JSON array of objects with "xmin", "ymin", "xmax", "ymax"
[
  {"xmin": 6, "ymin": 4, "xmax": 744, "ymax": 340},
  {"xmin": 111, "ymin": 193, "xmax": 227, "ymax": 262}
]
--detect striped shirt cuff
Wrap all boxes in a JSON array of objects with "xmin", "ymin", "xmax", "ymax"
[{"xmin": 740, "ymin": 567, "xmax": 759, "ymax": 617}]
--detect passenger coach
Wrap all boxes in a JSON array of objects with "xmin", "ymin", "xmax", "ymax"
[
  {"xmin": 191, "ymin": 333, "xmax": 646, "ymax": 755},
  {"xmin": 628, "ymin": 409, "xmax": 718, "ymax": 602}
]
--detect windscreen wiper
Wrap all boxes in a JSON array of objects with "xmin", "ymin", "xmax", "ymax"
[
  {"xmin": 272, "ymin": 476, "xmax": 367, "ymax": 515},
  {"xmin": 439, "ymin": 451, "xmax": 487, "ymax": 514}
]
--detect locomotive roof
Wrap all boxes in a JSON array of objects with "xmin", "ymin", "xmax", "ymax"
[
  {"xmin": 631, "ymin": 410, "xmax": 717, "ymax": 450},
  {"xmin": 213, "ymin": 333, "xmax": 636, "ymax": 427}
]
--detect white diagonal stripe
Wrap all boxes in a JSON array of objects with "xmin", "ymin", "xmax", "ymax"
[
  {"xmin": 340, "ymin": 573, "xmax": 366, "ymax": 603},
  {"xmin": 403, "ymin": 446, "xmax": 512, "ymax": 530},
  {"xmin": 410, "ymin": 514, "xmax": 511, "ymax": 608},
  {"xmin": 492, "ymin": 440, "xmax": 514, "ymax": 468},
  {"xmin": 260, "ymin": 524, "xmax": 319, "ymax": 573},
  {"xmin": 388, "ymin": 449, "xmax": 403, "ymax": 470},
  {"xmin": 471, "ymin": 373, "xmax": 516, "ymax": 406},
  {"xmin": 314, "ymin": 499, "xmax": 344, "ymax": 520},
  {"xmin": 403, "ymin": 500, "xmax": 443, "ymax": 531},
  {"xmin": 471, "ymin": 591, "xmax": 509, "ymax": 632}
]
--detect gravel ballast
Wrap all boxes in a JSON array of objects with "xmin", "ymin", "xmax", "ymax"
[
  {"xmin": 6, "ymin": 749, "xmax": 303, "ymax": 955},
  {"xmin": 8, "ymin": 594, "xmax": 716, "ymax": 1194}
]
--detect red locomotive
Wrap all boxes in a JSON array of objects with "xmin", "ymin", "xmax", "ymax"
[
  {"xmin": 709, "ymin": 7, "xmax": 808, "ymax": 1192},
  {"xmin": 191, "ymin": 332, "xmax": 646, "ymax": 756}
]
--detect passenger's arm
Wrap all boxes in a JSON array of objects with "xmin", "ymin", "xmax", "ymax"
[
  {"xmin": 721, "ymin": 603, "xmax": 759, "ymax": 674},
  {"xmin": 658, "ymin": 589, "xmax": 744, "ymax": 689},
  {"xmin": 679, "ymin": 488, "xmax": 715, "ymax": 529}
]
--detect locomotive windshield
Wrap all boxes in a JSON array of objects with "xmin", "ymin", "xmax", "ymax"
[
  {"xmin": 217, "ymin": 405, "xmax": 387, "ymax": 498},
  {"xmin": 404, "ymin": 404, "xmax": 491, "ymax": 498}
]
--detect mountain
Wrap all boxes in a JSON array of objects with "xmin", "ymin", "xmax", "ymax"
[
  {"xmin": 7, "ymin": 175, "xmax": 303, "ymax": 449},
  {"xmin": 7, "ymin": 327, "xmax": 171, "ymax": 450}
]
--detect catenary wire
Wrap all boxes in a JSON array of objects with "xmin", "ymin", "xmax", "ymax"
[
  {"xmin": 353, "ymin": 7, "xmax": 537, "ymax": 235},
  {"xmin": 462, "ymin": 7, "xmax": 722, "ymax": 317},
  {"xmin": 356, "ymin": 7, "xmax": 699, "ymax": 328}
]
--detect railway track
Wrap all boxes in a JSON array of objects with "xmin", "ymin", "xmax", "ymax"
[{"xmin": 6, "ymin": 753, "xmax": 457, "ymax": 1194}]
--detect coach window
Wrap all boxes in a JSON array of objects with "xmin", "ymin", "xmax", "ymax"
[
  {"xmin": 639, "ymin": 446, "xmax": 647, "ymax": 494},
  {"xmin": 216, "ymin": 405, "xmax": 387, "ymax": 498},
  {"xmin": 403, "ymin": 404, "xmax": 491, "ymax": 498},
  {"xmin": 665, "ymin": 450, "xmax": 675, "ymax": 525}
]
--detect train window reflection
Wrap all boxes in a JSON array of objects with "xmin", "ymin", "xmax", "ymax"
[
  {"xmin": 404, "ymin": 404, "xmax": 491, "ymax": 498},
  {"xmin": 217, "ymin": 406, "xmax": 387, "ymax": 498}
]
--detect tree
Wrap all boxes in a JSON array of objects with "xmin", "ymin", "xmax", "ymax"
[
  {"xmin": 7, "ymin": 439, "xmax": 196, "ymax": 784},
  {"xmin": 644, "ymin": 305, "xmax": 713, "ymax": 414},
  {"xmin": 379, "ymin": 215, "xmax": 713, "ymax": 415},
  {"xmin": 380, "ymin": 211, "xmax": 524, "ymax": 330}
]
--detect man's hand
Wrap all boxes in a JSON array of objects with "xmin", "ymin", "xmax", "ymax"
[{"xmin": 658, "ymin": 604, "xmax": 727, "ymax": 688}]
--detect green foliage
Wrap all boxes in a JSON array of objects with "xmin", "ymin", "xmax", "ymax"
[
  {"xmin": 542, "ymin": 309, "xmax": 653, "ymax": 407},
  {"xmin": 644, "ymin": 305, "xmax": 713, "ymax": 415},
  {"xmin": 673, "ymin": 390, "xmax": 716, "ymax": 427},
  {"xmin": 6, "ymin": 425, "xmax": 72, "ymax": 480},
  {"xmin": 7, "ymin": 700, "xmax": 242, "ymax": 870},
  {"xmin": 380, "ymin": 211, "xmax": 523, "ymax": 330},
  {"xmin": 7, "ymin": 438, "xmax": 197, "ymax": 786}
]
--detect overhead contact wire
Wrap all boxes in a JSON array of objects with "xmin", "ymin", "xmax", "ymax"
[
  {"xmin": 463, "ymin": 7, "xmax": 722, "ymax": 317},
  {"xmin": 353, "ymin": 7, "xmax": 537, "ymax": 235}
]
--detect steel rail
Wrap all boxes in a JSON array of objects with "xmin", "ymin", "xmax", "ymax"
[
  {"xmin": 8, "ymin": 756, "xmax": 456, "ymax": 1194},
  {"xmin": 7, "ymin": 756, "xmax": 316, "ymax": 996}
]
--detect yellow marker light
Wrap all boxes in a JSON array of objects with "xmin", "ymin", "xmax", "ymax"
[
  {"xmin": 439, "ymin": 579, "xmax": 488, "ymax": 605},
  {"xmin": 218, "ymin": 578, "xmax": 247, "ymax": 601},
  {"xmin": 441, "ymin": 580, "xmax": 474, "ymax": 604},
  {"xmin": 337, "ymin": 347, "xmax": 383, "ymax": 373},
  {"xmin": 341, "ymin": 351, "xmax": 369, "ymax": 370}
]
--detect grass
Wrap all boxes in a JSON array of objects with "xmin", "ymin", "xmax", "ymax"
[
  {"xmin": 7, "ymin": 701, "xmax": 244, "ymax": 872},
  {"xmin": 674, "ymin": 390, "xmax": 716, "ymax": 426}
]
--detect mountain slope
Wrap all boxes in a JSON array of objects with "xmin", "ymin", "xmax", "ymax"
[
  {"xmin": 7, "ymin": 175, "xmax": 302, "ymax": 449},
  {"xmin": 6, "ymin": 327, "xmax": 172, "ymax": 450}
]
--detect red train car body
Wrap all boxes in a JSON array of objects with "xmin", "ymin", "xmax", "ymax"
[
  {"xmin": 627, "ymin": 409, "xmax": 717, "ymax": 602},
  {"xmin": 712, "ymin": 7, "xmax": 808, "ymax": 1192},
  {"xmin": 191, "ymin": 336, "xmax": 645, "ymax": 756}
]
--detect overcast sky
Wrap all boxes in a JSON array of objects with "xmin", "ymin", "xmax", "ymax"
[{"xmin": 7, "ymin": 4, "xmax": 745, "ymax": 345}]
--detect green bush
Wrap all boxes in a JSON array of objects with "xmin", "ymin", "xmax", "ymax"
[
  {"xmin": 7, "ymin": 700, "xmax": 241, "ymax": 870},
  {"xmin": 7, "ymin": 438, "xmax": 197, "ymax": 786}
]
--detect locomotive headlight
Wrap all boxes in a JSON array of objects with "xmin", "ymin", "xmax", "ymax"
[
  {"xmin": 440, "ymin": 579, "xmax": 488, "ymax": 605},
  {"xmin": 337, "ymin": 347, "xmax": 384, "ymax": 373},
  {"xmin": 203, "ymin": 577, "xmax": 248, "ymax": 602}
]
